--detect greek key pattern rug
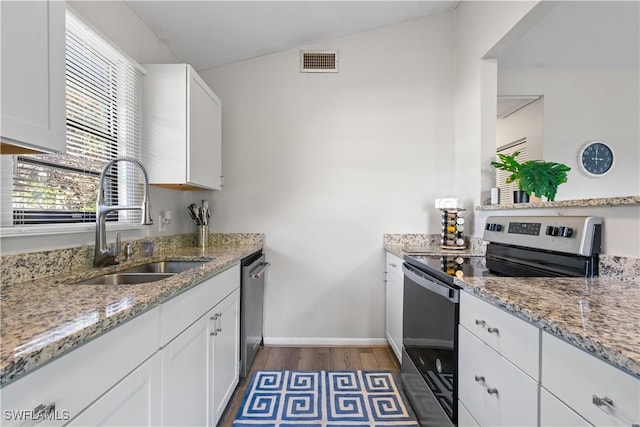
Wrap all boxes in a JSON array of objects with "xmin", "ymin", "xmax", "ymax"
[{"xmin": 233, "ymin": 370, "xmax": 419, "ymax": 426}]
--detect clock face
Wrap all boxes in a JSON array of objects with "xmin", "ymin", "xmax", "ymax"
[{"xmin": 578, "ymin": 141, "xmax": 614, "ymax": 176}]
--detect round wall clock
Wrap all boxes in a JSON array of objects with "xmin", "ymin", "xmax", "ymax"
[{"xmin": 576, "ymin": 141, "xmax": 614, "ymax": 177}]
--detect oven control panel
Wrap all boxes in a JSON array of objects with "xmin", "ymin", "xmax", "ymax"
[{"xmin": 483, "ymin": 216, "xmax": 602, "ymax": 256}]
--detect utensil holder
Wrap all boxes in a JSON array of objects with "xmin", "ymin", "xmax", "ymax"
[{"xmin": 196, "ymin": 225, "xmax": 209, "ymax": 248}]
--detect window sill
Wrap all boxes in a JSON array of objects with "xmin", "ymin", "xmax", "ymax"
[{"xmin": 0, "ymin": 223, "xmax": 143, "ymax": 238}]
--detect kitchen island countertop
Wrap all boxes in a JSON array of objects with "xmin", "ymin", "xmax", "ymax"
[{"xmin": 0, "ymin": 243, "xmax": 262, "ymax": 385}]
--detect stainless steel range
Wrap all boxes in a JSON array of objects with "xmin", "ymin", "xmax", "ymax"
[{"xmin": 401, "ymin": 216, "xmax": 602, "ymax": 426}]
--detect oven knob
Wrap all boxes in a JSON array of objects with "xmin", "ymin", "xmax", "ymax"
[
  {"xmin": 495, "ymin": 224, "xmax": 502, "ymax": 231},
  {"xmin": 559, "ymin": 226, "xmax": 573, "ymax": 238},
  {"xmin": 546, "ymin": 226, "xmax": 559, "ymax": 236},
  {"xmin": 486, "ymin": 223, "xmax": 492, "ymax": 231}
]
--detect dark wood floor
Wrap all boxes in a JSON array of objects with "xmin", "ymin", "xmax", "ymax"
[{"xmin": 219, "ymin": 346, "xmax": 400, "ymax": 427}]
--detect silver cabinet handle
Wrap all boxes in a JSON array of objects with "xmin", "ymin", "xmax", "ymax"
[
  {"xmin": 592, "ymin": 395, "xmax": 639, "ymax": 427},
  {"xmin": 216, "ymin": 312, "xmax": 222, "ymax": 332},
  {"xmin": 475, "ymin": 319, "xmax": 499, "ymax": 335},
  {"xmin": 474, "ymin": 375, "xmax": 498, "ymax": 397},
  {"xmin": 390, "ymin": 263, "xmax": 397, "ymax": 268},
  {"xmin": 210, "ymin": 315, "xmax": 218, "ymax": 336}
]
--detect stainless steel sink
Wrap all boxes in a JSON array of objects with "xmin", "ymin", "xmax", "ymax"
[
  {"xmin": 73, "ymin": 260, "xmax": 209, "ymax": 285},
  {"xmin": 118, "ymin": 260, "xmax": 209, "ymax": 274},
  {"xmin": 74, "ymin": 273, "xmax": 174, "ymax": 286}
]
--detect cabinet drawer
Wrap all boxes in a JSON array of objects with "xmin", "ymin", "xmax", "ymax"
[
  {"xmin": 458, "ymin": 326, "xmax": 538, "ymax": 427},
  {"xmin": 540, "ymin": 387, "xmax": 592, "ymax": 427},
  {"xmin": 460, "ymin": 292, "xmax": 539, "ymax": 379},
  {"xmin": 542, "ymin": 332, "xmax": 640, "ymax": 427},
  {"xmin": 0, "ymin": 307, "xmax": 160, "ymax": 426},
  {"xmin": 160, "ymin": 264, "xmax": 239, "ymax": 346}
]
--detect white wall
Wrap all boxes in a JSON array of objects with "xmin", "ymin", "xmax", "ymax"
[
  {"xmin": 498, "ymin": 68, "xmax": 639, "ymax": 200},
  {"xmin": 0, "ymin": 1, "xmax": 193, "ymax": 255},
  {"xmin": 453, "ymin": 0, "xmax": 540, "ymax": 233},
  {"xmin": 201, "ymin": 13, "xmax": 456, "ymax": 344},
  {"xmin": 455, "ymin": 1, "xmax": 639, "ymax": 258}
]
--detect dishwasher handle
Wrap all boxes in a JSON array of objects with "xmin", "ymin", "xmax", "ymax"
[{"xmin": 249, "ymin": 262, "xmax": 270, "ymax": 279}]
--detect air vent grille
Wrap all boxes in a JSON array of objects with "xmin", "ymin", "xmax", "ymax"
[{"xmin": 300, "ymin": 50, "xmax": 338, "ymax": 73}]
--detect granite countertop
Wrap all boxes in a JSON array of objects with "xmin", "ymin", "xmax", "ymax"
[
  {"xmin": 456, "ymin": 275, "xmax": 640, "ymax": 378},
  {"xmin": 0, "ymin": 243, "xmax": 262, "ymax": 386},
  {"xmin": 385, "ymin": 242, "xmax": 639, "ymax": 377}
]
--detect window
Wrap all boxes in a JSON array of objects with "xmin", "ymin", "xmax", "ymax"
[{"xmin": 8, "ymin": 11, "xmax": 144, "ymax": 227}]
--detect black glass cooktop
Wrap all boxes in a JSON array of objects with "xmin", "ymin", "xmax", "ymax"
[{"xmin": 404, "ymin": 255, "xmax": 490, "ymax": 286}]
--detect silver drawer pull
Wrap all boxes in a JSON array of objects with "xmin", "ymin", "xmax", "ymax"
[
  {"xmin": 487, "ymin": 327, "xmax": 500, "ymax": 335},
  {"xmin": 390, "ymin": 263, "xmax": 397, "ymax": 268},
  {"xmin": 592, "ymin": 395, "xmax": 639, "ymax": 427},
  {"xmin": 474, "ymin": 375, "xmax": 498, "ymax": 397},
  {"xmin": 475, "ymin": 320, "xmax": 486, "ymax": 327}
]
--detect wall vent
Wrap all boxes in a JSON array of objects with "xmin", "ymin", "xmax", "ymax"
[{"xmin": 300, "ymin": 50, "xmax": 338, "ymax": 73}]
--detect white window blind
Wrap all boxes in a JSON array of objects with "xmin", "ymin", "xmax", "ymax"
[
  {"xmin": 496, "ymin": 139, "xmax": 528, "ymax": 205},
  {"xmin": 11, "ymin": 11, "xmax": 144, "ymax": 226}
]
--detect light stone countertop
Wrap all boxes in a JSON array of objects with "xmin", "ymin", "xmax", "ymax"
[
  {"xmin": 456, "ymin": 275, "xmax": 640, "ymax": 377},
  {"xmin": 385, "ymin": 243, "xmax": 639, "ymax": 377},
  {"xmin": 0, "ymin": 243, "xmax": 262, "ymax": 386}
]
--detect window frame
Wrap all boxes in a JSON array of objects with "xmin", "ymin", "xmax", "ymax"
[{"xmin": 1, "ymin": 8, "xmax": 146, "ymax": 236}]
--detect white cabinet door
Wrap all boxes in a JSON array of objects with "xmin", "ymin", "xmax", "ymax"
[
  {"xmin": 211, "ymin": 289, "xmax": 240, "ymax": 425},
  {"xmin": 460, "ymin": 292, "xmax": 539, "ymax": 379},
  {"xmin": 0, "ymin": 308, "xmax": 160, "ymax": 427},
  {"xmin": 458, "ymin": 326, "xmax": 538, "ymax": 427},
  {"xmin": 385, "ymin": 252, "xmax": 403, "ymax": 362},
  {"xmin": 540, "ymin": 387, "xmax": 592, "ymax": 427},
  {"xmin": 189, "ymin": 71, "xmax": 222, "ymax": 190},
  {"xmin": 161, "ymin": 314, "xmax": 210, "ymax": 426},
  {"xmin": 541, "ymin": 332, "xmax": 640, "ymax": 427},
  {"xmin": 67, "ymin": 353, "xmax": 161, "ymax": 427},
  {"xmin": 143, "ymin": 63, "xmax": 222, "ymax": 190},
  {"xmin": 1, "ymin": 0, "xmax": 65, "ymax": 154}
]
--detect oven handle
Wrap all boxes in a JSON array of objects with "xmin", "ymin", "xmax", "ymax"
[{"xmin": 403, "ymin": 263, "xmax": 459, "ymax": 303}]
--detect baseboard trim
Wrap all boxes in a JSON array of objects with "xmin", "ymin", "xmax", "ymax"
[{"xmin": 263, "ymin": 337, "xmax": 389, "ymax": 347}]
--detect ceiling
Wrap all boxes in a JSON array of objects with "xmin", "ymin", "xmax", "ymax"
[
  {"xmin": 125, "ymin": 1, "xmax": 458, "ymax": 71},
  {"xmin": 499, "ymin": 1, "xmax": 639, "ymax": 69}
]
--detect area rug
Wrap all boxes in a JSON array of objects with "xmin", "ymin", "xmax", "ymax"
[{"xmin": 233, "ymin": 370, "xmax": 419, "ymax": 426}]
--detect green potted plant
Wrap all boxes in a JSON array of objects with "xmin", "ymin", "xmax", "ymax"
[{"xmin": 491, "ymin": 152, "xmax": 571, "ymax": 202}]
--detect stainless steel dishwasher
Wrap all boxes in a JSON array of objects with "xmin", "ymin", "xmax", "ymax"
[{"xmin": 240, "ymin": 250, "xmax": 269, "ymax": 377}]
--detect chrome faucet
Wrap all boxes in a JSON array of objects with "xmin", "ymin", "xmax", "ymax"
[{"xmin": 94, "ymin": 157, "xmax": 153, "ymax": 267}]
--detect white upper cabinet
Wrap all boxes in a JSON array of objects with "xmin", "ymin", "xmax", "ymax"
[
  {"xmin": 1, "ymin": 0, "xmax": 66, "ymax": 154},
  {"xmin": 143, "ymin": 64, "xmax": 222, "ymax": 190}
]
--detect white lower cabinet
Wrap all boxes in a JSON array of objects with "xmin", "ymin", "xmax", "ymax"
[
  {"xmin": 458, "ymin": 326, "xmax": 538, "ymax": 427},
  {"xmin": 540, "ymin": 387, "xmax": 592, "ymax": 427},
  {"xmin": 0, "ymin": 264, "xmax": 242, "ymax": 427},
  {"xmin": 541, "ymin": 331, "xmax": 639, "ymax": 427},
  {"xmin": 211, "ymin": 290, "xmax": 240, "ymax": 424},
  {"xmin": 161, "ymin": 314, "xmax": 210, "ymax": 426},
  {"xmin": 0, "ymin": 307, "xmax": 160, "ymax": 427},
  {"xmin": 67, "ymin": 353, "xmax": 162, "ymax": 427},
  {"xmin": 458, "ymin": 292, "xmax": 540, "ymax": 427},
  {"xmin": 384, "ymin": 252, "xmax": 403, "ymax": 362},
  {"xmin": 160, "ymin": 288, "xmax": 240, "ymax": 427}
]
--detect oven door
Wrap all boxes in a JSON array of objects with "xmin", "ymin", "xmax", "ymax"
[{"xmin": 402, "ymin": 262, "xmax": 458, "ymax": 427}]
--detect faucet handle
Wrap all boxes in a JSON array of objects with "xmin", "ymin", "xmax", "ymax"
[{"xmin": 113, "ymin": 232, "xmax": 121, "ymax": 256}]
